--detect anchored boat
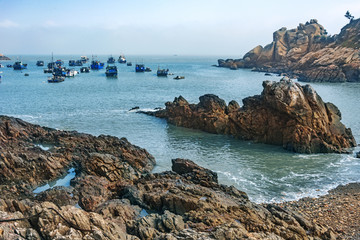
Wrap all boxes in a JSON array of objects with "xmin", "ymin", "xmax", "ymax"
[
  {"xmin": 157, "ymin": 68, "xmax": 169, "ymax": 77},
  {"xmin": 118, "ymin": 55, "xmax": 126, "ymax": 63},
  {"xmin": 105, "ymin": 65, "xmax": 118, "ymax": 77},
  {"xmin": 13, "ymin": 61, "xmax": 27, "ymax": 70},
  {"xmin": 135, "ymin": 64, "xmax": 145, "ymax": 72}
]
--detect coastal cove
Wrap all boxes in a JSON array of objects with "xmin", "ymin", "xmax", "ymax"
[{"xmin": 0, "ymin": 55, "xmax": 359, "ymax": 203}]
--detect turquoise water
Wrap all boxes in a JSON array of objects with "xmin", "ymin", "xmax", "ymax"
[{"xmin": 1, "ymin": 55, "xmax": 359, "ymax": 203}]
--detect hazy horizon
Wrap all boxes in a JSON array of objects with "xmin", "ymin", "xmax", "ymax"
[{"xmin": 1, "ymin": 0, "xmax": 360, "ymax": 57}]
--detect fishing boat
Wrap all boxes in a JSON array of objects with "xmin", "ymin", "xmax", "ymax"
[
  {"xmin": 6, "ymin": 64, "xmax": 12, "ymax": 68},
  {"xmin": 107, "ymin": 56, "xmax": 116, "ymax": 64},
  {"xmin": 127, "ymin": 62, "xmax": 132, "ymax": 66},
  {"xmin": 69, "ymin": 60, "xmax": 76, "ymax": 66},
  {"xmin": 105, "ymin": 65, "xmax": 118, "ymax": 77},
  {"xmin": 135, "ymin": 64, "xmax": 145, "ymax": 72},
  {"xmin": 13, "ymin": 61, "xmax": 27, "ymax": 70},
  {"xmin": 80, "ymin": 67, "xmax": 90, "ymax": 73},
  {"xmin": 174, "ymin": 76, "xmax": 185, "ymax": 80},
  {"xmin": 90, "ymin": 60, "xmax": 104, "ymax": 70},
  {"xmin": 75, "ymin": 60, "xmax": 83, "ymax": 66},
  {"xmin": 36, "ymin": 61, "xmax": 44, "ymax": 66},
  {"xmin": 80, "ymin": 56, "xmax": 89, "ymax": 63},
  {"xmin": 0, "ymin": 64, "xmax": 4, "ymax": 68},
  {"xmin": 145, "ymin": 67, "xmax": 152, "ymax": 72},
  {"xmin": 118, "ymin": 55, "xmax": 126, "ymax": 63},
  {"xmin": 157, "ymin": 68, "xmax": 169, "ymax": 77},
  {"xmin": 48, "ymin": 75, "xmax": 65, "ymax": 83},
  {"xmin": 65, "ymin": 69, "xmax": 79, "ymax": 77}
]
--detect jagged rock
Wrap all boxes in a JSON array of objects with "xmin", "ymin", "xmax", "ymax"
[
  {"xmin": 218, "ymin": 18, "xmax": 360, "ymax": 82},
  {"xmin": 122, "ymin": 159, "xmax": 335, "ymax": 239},
  {"xmin": 149, "ymin": 80, "xmax": 356, "ymax": 153},
  {"xmin": 0, "ymin": 115, "xmax": 155, "ymax": 199},
  {"xmin": 35, "ymin": 186, "xmax": 78, "ymax": 207}
]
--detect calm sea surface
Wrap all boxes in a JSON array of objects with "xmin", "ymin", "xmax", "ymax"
[{"xmin": 1, "ymin": 55, "xmax": 359, "ymax": 203}]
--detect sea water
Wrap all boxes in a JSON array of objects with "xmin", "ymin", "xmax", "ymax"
[{"xmin": 0, "ymin": 55, "xmax": 359, "ymax": 203}]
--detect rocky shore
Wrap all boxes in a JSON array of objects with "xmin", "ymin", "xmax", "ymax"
[
  {"xmin": 145, "ymin": 79, "xmax": 356, "ymax": 153},
  {"xmin": 273, "ymin": 183, "xmax": 360, "ymax": 240},
  {"xmin": 218, "ymin": 18, "xmax": 360, "ymax": 82},
  {"xmin": 0, "ymin": 115, "xmax": 342, "ymax": 239},
  {"xmin": 0, "ymin": 54, "xmax": 10, "ymax": 60}
]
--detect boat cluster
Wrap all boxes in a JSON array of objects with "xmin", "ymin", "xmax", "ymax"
[{"xmin": 1, "ymin": 55, "xmax": 185, "ymax": 83}]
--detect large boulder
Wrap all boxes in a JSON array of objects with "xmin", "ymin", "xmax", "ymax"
[{"xmin": 150, "ymin": 80, "xmax": 356, "ymax": 153}]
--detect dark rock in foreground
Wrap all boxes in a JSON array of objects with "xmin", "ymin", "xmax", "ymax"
[
  {"xmin": 218, "ymin": 18, "xmax": 360, "ymax": 82},
  {"xmin": 147, "ymin": 79, "xmax": 356, "ymax": 153},
  {"xmin": 0, "ymin": 116, "xmax": 338, "ymax": 239}
]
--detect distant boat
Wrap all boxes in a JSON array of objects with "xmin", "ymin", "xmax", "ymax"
[
  {"xmin": 118, "ymin": 55, "xmax": 126, "ymax": 63},
  {"xmin": 174, "ymin": 76, "xmax": 185, "ymax": 80},
  {"xmin": 105, "ymin": 65, "xmax": 118, "ymax": 77},
  {"xmin": 135, "ymin": 64, "xmax": 145, "ymax": 72},
  {"xmin": 80, "ymin": 56, "xmax": 89, "ymax": 63},
  {"xmin": 75, "ymin": 60, "xmax": 83, "ymax": 66},
  {"xmin": 13, "ymin": 61, "xmax": 27, "ymax": 70},
  {"xmin": 69, "ymin": 60, "xmax": 76, "ymax": 66},
  {"xmin": 127, "ymin": 62, "xmax": 132, "ymax": 66},
  {"xmin": 36, "ymin": 60, "xmax": 44, "ymax": 67},
  {"xmin": 6, "ymin": 64, "xmax": 12, "ymax": 68},
  {"xmin": 48, "ymin": 75, "xmax": 65, "ymax": 83},
  {"xmin": 107, "ymin": 56, "xmax": 116, "ymax": 64},
  {"xmin": 90, "ymin": 60, "xmax": 104, "ymax": 70},
  {"xmin": 157, "ymin": 68, "xmax": 169, "ymax": 77},
  {"xmin": 65, "ymin": 69, "xmax": 79, "ymax": 77},
  {"xmin": 0, "ymin": 64, "xmax": 4, "ymax": 68},
  {"xmin": 145, "ymin": 67, "xmax": 152, "ymax": 72},
  {"xmin": 80, "ymin": 67, "xmax": 90, "ymax": 73}
]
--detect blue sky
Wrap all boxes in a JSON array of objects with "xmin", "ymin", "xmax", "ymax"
[{"xmin": 1, "ymin": 0, "xmax": 360, "ymax": 56}]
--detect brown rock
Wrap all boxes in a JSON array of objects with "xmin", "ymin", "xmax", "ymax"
[
  {"xmin": 218, "ymin": 18, "xmax": 360, "ymax": 82},
  {"xmin": 149, "ymin": 80, "xmax": 356, "ymax": 153}
]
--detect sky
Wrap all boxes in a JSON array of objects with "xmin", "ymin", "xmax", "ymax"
[{"xmin": 1, "ymin": 0, "xmax": 360, "ymax": 56}]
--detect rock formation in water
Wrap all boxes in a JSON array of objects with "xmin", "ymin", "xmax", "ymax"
[
  {"xmin": 0, "ymin": 54, "xmax": 10, "ymax": 60},
  {"xmin": 218, "ymin": 18, "xmax": 360, "ymax": 82},
  {"xmin": 0, "ymin": 115, "xmax": 337, "ymax": 239},
  {"xmin": 147, "ymin": 79, "xmax": 356, "ymax": 153}
]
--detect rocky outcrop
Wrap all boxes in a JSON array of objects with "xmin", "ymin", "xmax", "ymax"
[
  {"xmin": 0, "ymin": 54, "xmax": 10, "ymax": 60},
  {"xmin": 0, "ymin": 116, "xmax": 341, "ymax": 239},
  {"xmin": 218, "ymin": 18, "xmax": 360, "ymax": 82},
  {"xmin": 148, "ymin": 79, "xmax": 356, "ymax": 153}
]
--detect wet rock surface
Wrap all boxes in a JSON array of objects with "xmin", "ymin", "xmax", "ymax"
[
  {"xmin": 147, "ymin": 79, "xmax": 356, "ymax": 153},
  {"xmin": 0, "ymin": 116, "xmax": 349, "ymax": 239},
  {"xmin": 218, "ymin": 18, "xmax": 360, "ymax": 82}
]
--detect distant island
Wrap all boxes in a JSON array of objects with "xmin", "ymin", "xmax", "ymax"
[
  {"xmin": 0, "ymin": 54, "xmax": 10, "ymax": 60},
  {"xmin": 218, "ymin": 18, "xmax": 360, "ymax": 82}
]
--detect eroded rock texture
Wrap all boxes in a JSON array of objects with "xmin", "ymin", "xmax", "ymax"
[
  {"xmin": 149, "ymin": 79, "xmax": 356, "ymax": 153},
  {"xmin": 218, "ymin": 18, "xmax": 360, "ymax": 82}
]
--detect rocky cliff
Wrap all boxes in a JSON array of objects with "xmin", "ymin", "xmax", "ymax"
[
  {"xmin": 0, "ymin": 116, "xmax": 337, "ymax": 239},
  {"xmin": 218, "ymin": 18, "xmax": 360, "ymax": 82},
  {"xmin": 147, "ymin": 79, "xmax": 356, "ymax": 153}
]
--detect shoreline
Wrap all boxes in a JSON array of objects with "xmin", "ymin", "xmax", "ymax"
[{"xmin": 272, "ymin": 182, "xmax": 360, "ymax": 239}]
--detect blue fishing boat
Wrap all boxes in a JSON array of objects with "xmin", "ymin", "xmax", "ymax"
[
  {"xmin": 135, "ymin": 64, "xmax": 145, "ymax": 72},
  {"xmin": 157, "ymin": 68, "xmax": 169, "ymax": 77},
  {"xmin": 90, "ymin": 60, "xmax": 104, "ymax": 70},
  {"xmin": 105, "ymin": 65, "xmax": 118, "ymax": 77},
  {"xmin": 13, "ymin": 61, "xmax": 27, "ymax": 70},
  {"xmin": 48, "ymin": 75, "xmax": 65, "ymax": 83},
  {"xmin": 36, "ymin": 60, "xmax": 44, "ymax": 66},
  {"xmin": 118, "ymin": 55, "xmax": 126, "ymax": 63},
  {"xmin": 69, "ymin": 60, "xmax": 76, "ymax": 66},
  {"xmin": 107, "ymin": 56, "xmax": 116, "ymax": 64}
]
